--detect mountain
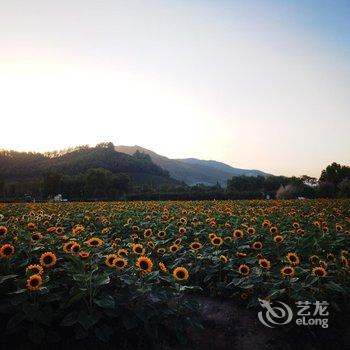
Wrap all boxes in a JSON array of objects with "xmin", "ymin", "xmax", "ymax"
[
  {"xmin": 115, "ymin": 145, "xmax": 270, "ymax": 186},
  {"xmin": 0, "ymin": 143, "xmax": 179, "ymax": 186}
]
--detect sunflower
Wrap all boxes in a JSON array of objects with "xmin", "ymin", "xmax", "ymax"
[
  {"xmin": 117, "ymin": 248, "xmax": 128, "ymax": 257},
  {"xmin": 309, "ymin": 255, "xmax": 319, "ymax": 264},
  {"xmin": 335, "ymin": 224, "xmax": 343, "ymax": 232},
  {"xmin": 189, "ymin": 242, "xmax": 203, "ymax": 250},
  {"xmin": 173, "ymin": 267, "xmax": 189, "ymax": 281},
  {"xmin": 238, "ymin": 264, "xmax": 250, "ymax": 276},
  {"xmin": 247, "ymin": 227, "xmax": 256, "ymax": 235},
  {"xmin": 341, "ymin": 256, "xmax": 349, "ymax": 268},
  {"xmin": 47, "ymin": 226, "xmax": 57, "ymax": 233},
  {"xmin": 27, "ymin": 222, "xmax": 36, "ymax": 231},
  {"xmin": 132, "ymin": 225, "xmax": 139, "ymax": 233},
  {"xmin": 102, "ymin": 227, "xmax": 111, "ymax": 235},
  {"xmin": 178, "ymin": 227, "xmax": 187, "ymax": 235},
  {"xmin": 341, "ymin": 250, "xmax": 349, "ymax": 257},
  {"xmin": 114, "ymin": 238, "xmax": 122, "ymax": 245},
  {"xmin": 158, "ymin": 230, "xmax": 166, "ymax": 238},
  {"xmin": 63, "ymin": 242, "xmax": 75, "ymax": 254},
  {"xmin": 237, "ymin": 252, "xmax": 247, "ymax": 258},
  {"xmin": 281, "ymin": 266, "xmax": 296, "ymax": 278},
  {"xmin": 39, "ymin": 252, "xmax": 57, "ymax": 268},
  {"xmin": 136, "ymin": 256, "xmax": 153, "ymax": 273},
  {"xmin": 169, "ymin": 244, "xmax": 180, "ymax": 253},
  {"xmin": 147, "ymin": 241, "xmax": 156, "ymax": 249},
  {"xmin": 326, "ymin": 253, "xmax": 336, "ymax": 262},
  {"xmin": 312, "ymin": 266, "xmax": 327, "ymax": 277},
  {"xmin": 273, "ymin": 235, "xmax": 284, "ymax": 243},
  {"xmin": 55, "ymin": 227, "xmax": 65, "ymax": 234},
  {"xmin": 297, "ymin": 229, "xmax": 305, "ymax": 235},
  {"xmin": 79, "ymin": 251, "xmax": 90, "ymax": 259},
  {"xmin": 292, "ymin": 222, "xmax": 300, "ymax": 229},
  {"xmin": 26, "ymin": 274, "xmax": 43, "ymax": 291},
  {"xmin": 72, "ymin": 224, "xmax": 84, "ymax": 235},
  {"xmin": 157, "ymin": 247, "xmax": 166, "ymax": 254},
  {"xmin": 179, "ymin": 217, "xmax": 187, "ymax": 224},
  {"xmin": 233, "ymin": 229, "xmax": 244, "ymax": 239},
  {"xmin": 220, "ymin": 255, "xmax": 228, "ymax": 264},
  {"xmin": 286, "ymin": 252, "xmax": 300, "ymax": 266},
  {"xmin": 252, "ymin": 241, "xmax": 263, "ymax": 250},
  {"xmin": 0, "ymin": 244, "xmax": 15, "ymax": 258},
  {"xmin": 105, "ymin": 254, "xmax": 118, "ymax": 267},
  {"xmin": 0, "ymin": 226, "xmax": 8, "ymax": 237},
  {"xmin": 211, "ymin": 236, "xmax": 223, "ymax": 247},
  {"xmin": 144, "ymin": 228, "xmax": 153, "ymax": 238},
  {"xmin": 31, "ymin": 232, "xmax": 43, "ymax": 243},
  {"xmin": 258, "ymin": 258, "xmax": 271, "ymax": 269},
  {"xmin": 174, "ymin": 238, "xmax": 182, "ymax": 245},
  {"xmin": 319, "ymin": 260, "xmax": 328, "ymax": 269},
  {"xmin": 86, "ymin": 237, "xmax": 104, "ymax": 247},
  {"xmin": 269, "ymin": 226, "xmax": 278, "ymax": 234},
  {"xmin": 240, "ymin": 292, "xmax": 249, "ymax": 300},
  {"xmin": 115, "ymin": 257, "xmax": 128, "ymax": 270},
  {"xmin": 159, "ymin": 262, "xmax": 167, "ymax": 273},
  {"xmin": 208, "ymin": 233, "xmax": 216, "ymax": 240},
  {"xmin": 262, "ymin": 220, "xmax": 271, "ymax": 228},
  {"xmin": 132, "ymin": 244, "xmax": 145, "ymax": 255},
  {"xmin": 71, "ymin": 242, "xmax": 80, "ymax": 253},
  {"xmin": 26, "ymin": 264, "xmax": 44, "ymax": 275}
]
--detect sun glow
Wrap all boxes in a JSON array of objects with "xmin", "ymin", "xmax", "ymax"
[{"xmin": 0, "ymin": 60, "xmax": 214, "ymax": 154}]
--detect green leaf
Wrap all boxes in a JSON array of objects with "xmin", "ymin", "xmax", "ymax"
[
  {"xmin": 94, "ymin": 324, "xmax": 113, "ymax": 343},
  {"xmin": 64, "ymin": 290, "xmax": 86, "ymax": 307},
  {"xmin": 46, "ymin": 330, "xmax": 61, "ymax": 343},
  {"xmin": 28, "ymin": 326, "xmax": 45, "ymax": 344},
  {"xmin": 7, "ymin": 312, "xmax": 26, "ymax": 330},
  {"xmin": 325, "ymin": 281, "xmax": 346, "ymax": 293},
  {"xmin": 94, "ymin": 274, "xmax": 110, "ymax": 286},
  {"xmin": 122, "ymin": 312, "xmax": 139, "ymax": 330},
  {"xmin": 94, "ymin": 294, "xmax": 115, "ymax": 309},
  {"xmin": 74, "ymin": 325, "xmax": 88, "ymax": 340},
  {"xmin": 8, "ymin": 288, "xmax": 27, "ymax": 295},
  {"xmin": 60, "ymin": 311, "xmax": 78, "ymax": 326},
  {"xmin": 0, "ymin": 274, "xmax": 18, "ymax": 284},
  {"xmin": 78, "ymin": 310, "xmax": 100, "ymax": 330}
]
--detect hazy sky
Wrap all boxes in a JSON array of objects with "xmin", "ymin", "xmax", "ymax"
[{"xmin": 1, "ymin": 1, "xmax": 349, "ymax": 177}]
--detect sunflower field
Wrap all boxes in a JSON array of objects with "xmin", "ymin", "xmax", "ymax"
[{"xmin": 0, "ymin": 199, "xmax": 349, "ymax": 348}]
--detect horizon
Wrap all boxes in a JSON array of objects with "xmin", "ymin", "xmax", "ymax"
[
  {"xmin": 1, "ymin": 1, "xmax": 350, "ymax": 177},
  {"xmin": 0, "ymin": 141, "xmax": 339, "ymax": 179}
]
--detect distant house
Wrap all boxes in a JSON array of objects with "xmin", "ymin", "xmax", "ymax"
[{"xmin": 53, "ymin": 194, "xmax": 63, "ymax": 202}]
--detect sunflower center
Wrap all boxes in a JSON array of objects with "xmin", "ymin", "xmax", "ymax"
[
  {"xmin": 3, "ymin": 247, "xmax": 13, "ymax": 255},
  {"xmin": 43, "ymin": 256, "xmax": 53, "ymax": 264},
  {"xmin": 177, "ymin": 271, "xmax": 185, "ymax": 279},
  {"xmin": 116, "ymin": 260, "xmax": 124, "ymax": 267},
  {"xmin": 140, "ymin": 261, "xmax": 149, "ymax": 270},
  {"xmin": 31, "ymin": 279, "xmax": 39, "ymax": 286}
]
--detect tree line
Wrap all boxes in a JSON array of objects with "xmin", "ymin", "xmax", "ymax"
[{"xmin": 0, "ymin": 145, "xmax": 349, "ymax": 203}]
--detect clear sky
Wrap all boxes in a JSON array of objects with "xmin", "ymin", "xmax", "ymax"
[{"xmin": 1, "ymin": 1, "xmax": 349, "ymax": 177}]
